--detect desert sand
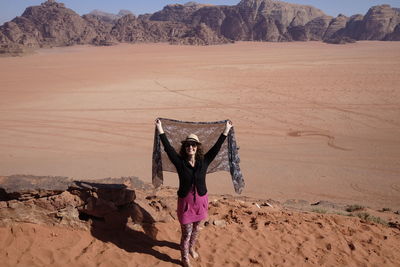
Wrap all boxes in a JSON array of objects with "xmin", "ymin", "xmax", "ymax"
[
  {"xmin": 0, "ymin": 42, "xmax": 400, "ymax": 266},
  {"xmin": 1, "ymin": 185, "xmax": 400, "ymax": 267},
  {"xmin": 1, "ymin": 41, "xmax": 400, "ymax": 209}
]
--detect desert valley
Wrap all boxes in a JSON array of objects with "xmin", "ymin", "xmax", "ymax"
[{"xmin": 1, "ymin": 0, "xmax": 400, "ymax": 266}]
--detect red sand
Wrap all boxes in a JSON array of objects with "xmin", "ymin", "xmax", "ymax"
[
  {"xmin": 1, "ymin": 189, "xmax": 400, "ymax": 266},
  {"xmin": 0, "ymin": 41, "xmax": 400, "ymax": 209}
]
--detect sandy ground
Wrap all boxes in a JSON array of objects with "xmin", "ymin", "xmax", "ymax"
[
  {"xmin": 0, "ymin": 41, "xmax": 400, "ymax": 209},
  {"xmin": 1, "ymin": 187, "xmax": 400, "ymax": 267}
]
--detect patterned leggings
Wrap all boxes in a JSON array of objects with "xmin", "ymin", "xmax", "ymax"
[{"xmin": 180, "ymin": 221, "xmax": 201, "ymax": 261}]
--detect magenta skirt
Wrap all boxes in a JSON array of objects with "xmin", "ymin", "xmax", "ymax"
[{"xmin": 177, "ymin": 187, "xmax": 208, "ymax": 225}]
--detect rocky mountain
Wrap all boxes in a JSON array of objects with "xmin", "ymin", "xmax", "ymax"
[
  {"xmin": 109, "ymin": 14, "xmax": 230, "ymax": 45},
  {"xmin": 0, "ymin": 0, "xmax": 229, "ymax": 55},
  {"xmin": 358, "ymin": 5, "xmax": 400, "ymax": 40},
  {"xmin": 88, "ymin": 9, "xmax": 134, "ymax": 23},
  {"xmin": 0, "ymin": 0, "xmax": 98, "ymax": 49},
  {"xmin": 1, "ymin": 0, "xmax": 399, "ymax": 56},
  {"xmin": 150, "ymin": 2, "xmax": 213, "ymax": 23},
  {"xmin": 150, "ymin": 0, "xmax": 400, "ymax": 43}
]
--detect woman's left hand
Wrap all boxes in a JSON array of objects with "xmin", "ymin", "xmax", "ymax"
[{"xmin": 223, "ymin": 120, "xmax": 233, "ymax": 136}]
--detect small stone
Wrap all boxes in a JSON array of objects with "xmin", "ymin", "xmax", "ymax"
[
  {"xmin": 261, "ymin": 202, "xmax": 273, "ymax": 208},
  {"xmin": 7, "ymin": 200, "xmax": 20, "ymax": 209},
  {"xmin": 213, "ymin": 219, "xmax": 226, "ymax": 227},
  {"xmin": 348, "ymin": 242, "xmax": 356, "ymax": 251},
  {"xmin": 249, "ymin": 258, "xmax": 259, "ymax": 264},
  {"xmin": 0, "ymin": 201, "xmax": 7, "ymax": 208}
]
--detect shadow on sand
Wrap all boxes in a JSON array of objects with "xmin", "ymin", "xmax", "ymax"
[
  {"xmin": 73, "ymin": 180, "xmax": 181, "ymax": 265},
  {"xmin": 90, "ymin": 221, "xmax": 181, "ymax": 265}
]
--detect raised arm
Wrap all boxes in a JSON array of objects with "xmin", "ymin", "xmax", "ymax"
[
  {"xmin": 156, "ymin": 119, "xmax": 180, "ymax": 166},
  {"xmin": 204, "ymin": 120, "xmax": 232, "ymax": 164}
]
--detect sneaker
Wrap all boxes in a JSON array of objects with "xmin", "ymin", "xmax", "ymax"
[
  {"xmin": 189, "ymin": 249, "xmax": 199, "ymax": 259},
  {"xmin": 182, "ymin": 259, "xmax": 192, "ymax": 267}
]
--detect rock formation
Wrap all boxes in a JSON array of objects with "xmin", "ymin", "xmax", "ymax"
[
  {"xmin": 0, "ymin": 175, "xmax": 158, "ymax": 236},
  {"xmin": 88, "ymin": 9, "xmax": 134, "ymax": 23},
  {"xmin": 109, "ymin": 14, "xmax": 230, "ymax": 45},
  {"xmin": 358, "ymin": 5, "xmax": 400, "ymax": 40},
  {"xmin": 0, "ymin": 0, "xmax": 400, "ymax": 56},
  {"xmin": 323, "ymin": 14, "xmax": 349, "ymax": 40},
  {"xmin": 2, "ymin": 0, "xmax": 98, "ymax": 48},
  {"xmin": 150, "ymin": 2, "xmax": 212, "ymax": 23},
  {"xmin": 384, "ymin": 24, "xmax": 400, "ymax": 40},
  {"xmin": 148, "ymin": 0, "xmax": 400, "ymax": 43}
]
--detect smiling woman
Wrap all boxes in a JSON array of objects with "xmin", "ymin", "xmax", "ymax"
[{"xmin": 155, "ymin": 119, "xmax": 232, "ymax": 267}]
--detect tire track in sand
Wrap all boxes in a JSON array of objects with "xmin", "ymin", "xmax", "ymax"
[
  {"xmin": 287, "ymin": 130, "xmax": 351, "ymax": 151},
  {"xmin": 391, "ymin": 184, "xmax": 400, "ymax": 193}
]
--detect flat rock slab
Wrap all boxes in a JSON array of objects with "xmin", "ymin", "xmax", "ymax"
[
  {"xmin": 0, "ymin": 175, "xmax": 147, "ymax": 202},
  {"xmin": 0, "ymin": 175, "xmax": 72, "ymax": 192}
]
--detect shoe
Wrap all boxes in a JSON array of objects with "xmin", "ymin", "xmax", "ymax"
[
  {"xmin": 189, "ymin": 249, "xmax": 199, "ymax": 259},
  {"xmin": 182, "ymin": 259, "xmax": 192, "ymax": 267}
]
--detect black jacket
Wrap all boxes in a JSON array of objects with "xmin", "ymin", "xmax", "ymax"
[{"xmin": 159, "ymin": 133, "xmax": 227, "ymax": 198}]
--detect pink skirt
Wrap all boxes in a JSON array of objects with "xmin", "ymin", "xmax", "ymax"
[{"xmin": 177, "ymin": 187, "xmax": 208, "ymax": 225}]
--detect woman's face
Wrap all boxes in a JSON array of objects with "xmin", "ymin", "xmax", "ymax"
[{"xmin": 185, "ymin": 142, "xmax": 197, "ymax": 157}]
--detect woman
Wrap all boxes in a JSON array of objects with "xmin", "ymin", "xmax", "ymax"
[{"xmin": 155, "ymin": 119, "xmax": 233, "ymax": 267}]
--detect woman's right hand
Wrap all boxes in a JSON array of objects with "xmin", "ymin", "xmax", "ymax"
[{"xmin": 155, "ymin": 119, "xmax": 164, "ymax": 134}]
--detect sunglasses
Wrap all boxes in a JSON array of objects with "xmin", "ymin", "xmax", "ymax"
[{"xmin": 184, "ymin": 142, "xmax": 198, "ymax": 148}]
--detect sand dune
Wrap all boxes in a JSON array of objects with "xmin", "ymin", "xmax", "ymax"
[{"xmin": 0, "ymin": 41, "xmax": 400, "ymax": 211}]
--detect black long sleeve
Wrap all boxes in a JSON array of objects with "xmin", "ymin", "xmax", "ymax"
[
  {"xmin": 159, "ymin": 133, "xmax": 181, "ymax": 167},
  {"xmin": 204, "ymin": 134, "xmax": 227, "ymax": 164}
]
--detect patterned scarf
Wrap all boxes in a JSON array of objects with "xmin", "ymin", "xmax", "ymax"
[{"xmin": 152, "ymin": 118, "xmax": 244, "ymax": 194}]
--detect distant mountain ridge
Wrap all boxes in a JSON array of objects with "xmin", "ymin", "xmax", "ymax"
[
  {"xmin": 0, "ymin": 0, "xmax": 399, "ymax": 55},
  {"xmin": 88, "ymin": 9, "xmax": 134, "ymax": 23}
]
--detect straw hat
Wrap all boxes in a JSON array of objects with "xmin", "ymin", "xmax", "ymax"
[{"xmin": 181, "ymin": 133, "xmax": 201, "ymax": 144}]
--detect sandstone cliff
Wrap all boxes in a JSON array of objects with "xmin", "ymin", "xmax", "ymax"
[
  {"xmin": 1, "ymin": 0, "xmax": 400, "ymax": 56},
  {"xmin": 0, "ymin": 0, "xmax": 97, "ymax": 48},
  {"xmin": 147, "ymin": 0, "xmax": 400, "ymax": 43}
]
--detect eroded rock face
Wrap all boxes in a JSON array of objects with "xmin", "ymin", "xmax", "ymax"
[
  {"xmin": 341, "ymin": 14, "xmax": 365, "ymax": 40},
  {"xmin": 82, "ymin": 14, "xmax": 116, "ymax": 46},
  {"xmin": 2, "ymin": 0, "xmax": 97, "ymax": 48},
  {"xmin": 170, "ymin": 23, "xmax": 232, "ymax": 45},
  {"xmin": 323, "ymin": 14, "xmax": 349, "ymax": 40},
  {"xmin": 187, "ymin": 0, "xmax": 326, "ymax": 41},
  {"xmin": 358, "ymin": 5, "xmax": 400, "ymax": 40},
  {"xmin": 1, "ymin": 0, "xmax": 400, "ymax": 55},
  {"xmin": 0, "ymin": 175, "xmax": 156, "ymax": 233},
  {"xmin": 322, "ymin": 5, "xmax": 400, "ymax": 42},
  {"xmin": 150, "ymin": 2, "xmax": 212, "ymax": 23},
  {"xmin": 304, "ymin": 15, "xmax": 333, "ymax": 41},
  {"xmin": 110, "ymin": 14, "xmax": 229, "ymax": 45},
  {"xmin": 384, "ymin": 24, "xmax": 400, "ymax": 40},
  {"xmin": 87, "ymin": 9, "xmax": 134, "ymax": 24}
]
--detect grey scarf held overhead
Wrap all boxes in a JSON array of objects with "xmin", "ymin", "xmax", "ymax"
[{"xmin": 152, "ymin": 118, "xmax": 245, "ymax": 194}]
